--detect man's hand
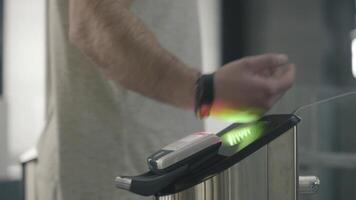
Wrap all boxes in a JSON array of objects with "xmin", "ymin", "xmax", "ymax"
[{"xmin": 211, "ymin": 54, "xmax": 295, "ymax": 122}]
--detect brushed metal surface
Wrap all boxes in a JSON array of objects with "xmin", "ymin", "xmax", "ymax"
[
  {"xmin": 161, "ymin": 128, "xmax": 297, "ymax": 200},
  {"xmin": 299, "ymin": 176, "xmax": 320, "ymax": 194},
  {"xmin": 267, "ymin": 128, "xmax": 297, "ymax": 200},
  {"xmin": 160, "ymin": 147, "xmax": 269, "ymax": 200}
]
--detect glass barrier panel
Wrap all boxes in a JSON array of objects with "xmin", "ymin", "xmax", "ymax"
[{"xmin": 295, "ymin": 92, "xmax": 356, "ymax": 200}]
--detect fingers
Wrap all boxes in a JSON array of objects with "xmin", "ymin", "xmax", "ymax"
[
  {"xmin": 269, "ymin": 63, "xmax": 296, "ymax": 93},
  {"xmin": 241, "ymin": 53, "xmax": 295, "ymax": 94},
  {"xmin": 249, "ymin": 63, "xmax": 294, "ymax": 108},
  {"xmin": 241, "ymin": 53, "xmax": 290, "ymax": 71}
]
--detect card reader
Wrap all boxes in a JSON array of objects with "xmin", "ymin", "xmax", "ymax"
[{"xmin": 115, "ymin": 114, "xmax": 300, "ymax": 197}]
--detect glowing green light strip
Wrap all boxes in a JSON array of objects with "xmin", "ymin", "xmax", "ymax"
[
  {"xmin": 220, "ymin": 122, "xmax": 266, "ymax": 150},
  {"xmin": 225, "ymin": 127, "xmax": 253, "ymax": 146},
  {"xmin": 210, "ymin": 107, "xmax": 265, "ymax": 123}
]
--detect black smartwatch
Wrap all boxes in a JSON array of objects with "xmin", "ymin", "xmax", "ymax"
[{"xmin": 195, "ymin": 73, "xmax": 215, "ymax": 118}]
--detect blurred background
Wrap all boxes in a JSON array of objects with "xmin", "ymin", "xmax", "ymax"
[
  {"xmin": 1, "ymin": 0, "xmax": 356, "ymax": 200},
  {"xmin": 0, "ymin": 0, "xmax": 46, "ymax": 199}
]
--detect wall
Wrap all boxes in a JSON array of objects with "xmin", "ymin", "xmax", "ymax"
[
  {"xmin": 198, "ymin": 0, "xmax": 231, "ymax": 133},
  {"xmin": 0, "ymin": 100, "xmax": 7, "ymax": 179},
  {"xmin": 244, "ymin": 1, "xmax": 356, "ymax": 200},
  {"xmin": 2, "ymin": 0, "xmax": 46, "ymax": 179}
]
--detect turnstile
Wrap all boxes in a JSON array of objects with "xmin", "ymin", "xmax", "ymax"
[
  {"xmin": 157, "ymin": 127, "xmax": 298, "ymax": 200},
  {"xmin": 115, "ymin": 114, "xmax": 321, "ymax": 200},
  {"xmin": 157, "ymin": 127, "xmax": 320, "ymax": 200}
]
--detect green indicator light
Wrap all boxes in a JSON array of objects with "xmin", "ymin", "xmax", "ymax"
[
  {"xmin": 225, "ymin": 127, "xmax": 253, "ymax": 146},
  {"xmin": 210, "ymin": 106, "xmax": 265, "ymax": 123},
  {"xmin": 221, "ymin": 122, "xmax": 266, "ymax": 151},
  {"xmin": 216, "ymin": 111, "xmax": 260, "ymax": 123}
]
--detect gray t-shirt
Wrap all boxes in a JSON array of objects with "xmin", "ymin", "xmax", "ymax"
[{"xmin": 36, "ymin": 0, "xmax": 203, "ymax": 199}]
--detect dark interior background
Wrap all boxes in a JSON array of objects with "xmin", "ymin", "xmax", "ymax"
[{"xmin": 221, "ymin": 1, "xmax": 356, "ymax": 200}]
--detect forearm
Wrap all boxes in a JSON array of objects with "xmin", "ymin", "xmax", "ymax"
[{"xmin": 69, "ymin": 0, "xmax": 200, "ymax": 109}]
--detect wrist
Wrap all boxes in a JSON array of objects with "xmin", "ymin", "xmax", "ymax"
[
  {"xmin": 184, "ymin": 70, "xmax": 201, "ymax": 110},
  {"xmin": 194, "ymin": 73, "xmax": 215, "ymax": 118}
]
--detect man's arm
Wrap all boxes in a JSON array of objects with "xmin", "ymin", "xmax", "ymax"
[
  {"xmin": 69, "ymin": 0, "xmax": 199, "ymax": 110},
  {"xmin": 69, "ymin": 0, "xmax": 295, "ymax": 115}
]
